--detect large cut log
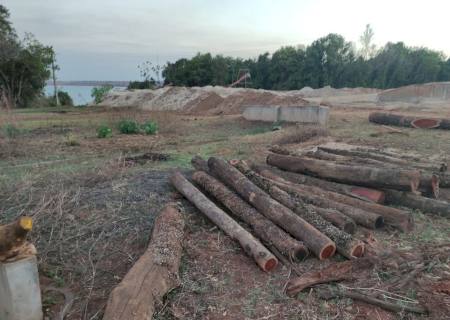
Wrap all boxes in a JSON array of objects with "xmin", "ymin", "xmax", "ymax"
[
  {"xmin": 170, "ymin": 171, "xmax": 277, "ymax": 271},
  {"xmin": 102, "ymin": 204, "xmax": 184, "ymax": 320},
  {"xmin": 256, "ymin": 167, "xmax": 414, "ymax": 232},
  {"xmin": 369, "ymin": 112, "xmax": 450, "ymax": 130},
  {"xmin": 233, "ymin": 162, "xmax": 364, "ymax": 259},
  {"xmin": 256, "ymin": 164, "xmax": 385, "ymax": 204},
  {"xmin": 267, "ymin": 153, "xmax": 421, "ymax": 192},
  {"xmin": 0, "ymin": 217, "xmax": 33, "ymax": 261},
  {"xmin": 192, "ymin": 171, "xmax": 309, "ymax": 261},
  {"xmin": 285, "ymin": 258, "xmax": 376, "ymax": 296},
  {"xmin": 208, "ymin": 157, "xmax": 336, "ymax": 260},
  {"xmin": 384, "ymin": 190, "xmax": 450, "ymax": 218}
]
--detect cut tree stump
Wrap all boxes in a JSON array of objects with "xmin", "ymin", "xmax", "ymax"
[
  {"xmin": 257, "ymin": 164, "xmax": 385, "ymax": 204},
  {"xmin": 170, "ymin": 171, "xmax": 278, "ymax": 271},
  {"xmin": 102, "ymin": 203, "xmax": 184, "ymax": 320},
  {"xmin": 285, "ymin": 258, "xmax": 376, "ymax": 296},
  {"xmin": 267, "ymin": 153, "xmax": 421, "ymax": 192},
  {"xmin": 368, "ymin": 112, "xmax": 449, "ymax": 130},
  {"xmin": 0, "ymin": 217, "xmax": 33, "ymax": 261},
  {"xmin": 384, "ymin": 189, "xmax": 450, "ymax": 218},
  {"xmin": 233, "ymin": 162, "xmax": 364, "ymax": 259},
  {"xmin": 192, "ymin": 171, "xmax": 309, "ymax": 261},
  {"xmin": 256, "ymin": 168, "xmax": 414, "ymax": 232},
  {"xmin": 208, "ymin": 157, "xmax": 336, "ymax": 260}
]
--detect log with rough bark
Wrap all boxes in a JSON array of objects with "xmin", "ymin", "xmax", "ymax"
[
  {"xmin": 267, "ymin": 153, "xmax": 421, "ymax": 192},
  {"xmin": 285, "ymin": 258, "xmax": 376, "ymax": 296},
  {"xmin": 256, "ymin": 164, "xmax": 385, "ymax": 204},
  {"xmin": 0, "ymin": 217, "xmax": 33, "ymax": 261},
  {"xmin": 208, "ymin": 157, "xmax": 336, "ymax": 260},
  {"xmin": 317, "ymin": 287, "xmax": 427, "ymax": 314},
  {"xmin": 102, "ymin": 204, "xmax": 184, "ymax": 320},
  {"xmin": 256, "ymin": 168, "xmax": 414, "ymax": 232},
  {"xmin": 170, "ymin": 171, "xmax": 278, "ymax": 271},
  {"xmin": 192, "ymin": 171, "xmax": 309, "ymax": 261},
  {"xmin": 369, "ymin": 112, "xmax": 450, "ymax": 130},
  {"xmin": 384, "ymin": 189, "xmax": 450, "ymax": 218},
  {"xmin": 233, "ymin": 162, "xmax": 364, "ymax": 259}
]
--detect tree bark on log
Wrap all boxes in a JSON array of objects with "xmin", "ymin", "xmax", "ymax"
[
  {"xmin": 267, "ymin": 153, "xmax": 421, "ymax": 192},
  {"xmin": 285, "ymin": 258, "xmax": 376, "ymax": 296},
  {"xmin": 257, "ymin": 164, "xmax": 385, "ymax": 204},
  {"xmin": 170, "ymin": 171, "xmax": 278, "ymax": 271},
  {"xmin": 191, "ymin": 171, "xmax": 309, "ymax": 261},
  {"xmin": 208, "ymin": 157, "xmax": 336, "ymax": 260},
  {"xmin": 369, "ymin": 112, "xmax": 450, "ymax": 130},
  {"xmin": 256, "ymin": 168, "xmax": 414, "ymax": 232},
  {"xmin": 233, "ymin": 162, "xmax": 363, "ymax": 259},
  {"xmin": 384, "ymin": 189, "xmax": 450, "ymax": 218},
  {"xmin": 0, "ymin": 217, "xmax": 33, "ymax": 260},
  {"xmin": 102, "ymin": 204, "xmax": 184, "ymax": 320}
]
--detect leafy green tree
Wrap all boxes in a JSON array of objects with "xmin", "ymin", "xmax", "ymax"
[
  {"xmin": 91, "ymin": 85, "xmax": 113, "ymax": 104},
  {"xmin": 0, "ymin": 5, "xmax": 53, "ymax": 108},
  {"xmin": 360, "ymin": 24, "xmax": 376, "ymax": 60}
]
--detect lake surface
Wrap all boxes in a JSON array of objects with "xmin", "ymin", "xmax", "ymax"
[{"xmin": 45, "ymin": 85, "xmax": 96, "ymax": 106}]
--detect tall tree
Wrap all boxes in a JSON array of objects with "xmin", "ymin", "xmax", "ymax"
[{"xmin": 360, "ymin": 24, "xmax": 376, "ymax": 60}]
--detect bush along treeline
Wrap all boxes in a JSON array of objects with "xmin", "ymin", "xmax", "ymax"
[
  {"xmin": 162, "ymin": 32, "xmax": 450, "ymax": 90},
  {"xmin": 0, "ymin": 5, "xmax": 55, "ymax": 108}
]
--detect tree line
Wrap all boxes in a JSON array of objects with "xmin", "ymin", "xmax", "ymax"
[{"xmin": 162, "ymin": 29, "xmax": 450, "ymax": 90}]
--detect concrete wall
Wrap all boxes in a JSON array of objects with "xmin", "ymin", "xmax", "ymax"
[{"xmin": 243, "ymin": 105, "xmax": 329, "ymax": 125}]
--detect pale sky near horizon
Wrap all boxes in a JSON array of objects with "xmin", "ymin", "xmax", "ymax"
[{"xmin": 3, "ymin": 0, "xmax": 450, "ymax": 81}]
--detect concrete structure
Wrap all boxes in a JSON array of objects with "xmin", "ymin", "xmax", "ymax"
[
  {"xmin": 243, "ymin": 105, "xmax": 329, "ymax": 125},
  {"xmin": 0, "ymin": 256, "xmax": 43, "ymax": 320}
]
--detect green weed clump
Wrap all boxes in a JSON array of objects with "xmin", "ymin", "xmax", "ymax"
[
  {"xmin": 97, "ymin": 125, "xmax": 112, "ymax": 138},
  {"xmin": 117, "ymin": 119, "xmax": 140, "ymax": 134},
  {"xmin": 2, "ymin": 123, "xmax": 21, "ymax": 138},
  {"xmin": 141, "ymin": 120, "xmax": 158, "ymax": 135}
]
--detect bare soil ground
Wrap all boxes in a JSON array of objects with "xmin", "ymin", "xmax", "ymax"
[{"xmin": 1, "ymin": 105, "xmax": 450, "ymax": 319}]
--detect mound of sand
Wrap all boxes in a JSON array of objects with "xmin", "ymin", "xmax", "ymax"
[
  {"xmin": 98, "ymin": 85, "xmax": 379, "ymax": 115},
  {"xmin": 377, "ymin": 82, "xmax": 450, "ymax": 103}
]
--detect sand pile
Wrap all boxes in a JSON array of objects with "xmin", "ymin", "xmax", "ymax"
[
  {"xmin": 377, "ymin": 82, "xmax": 450, "ymax": 103},
  {"xmin": 98, "ymin": 85, "xmax": 374, "ymax": 115}
]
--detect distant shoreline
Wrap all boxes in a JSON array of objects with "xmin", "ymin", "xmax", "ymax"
[{"xmin": 46, "ymin": 80, "xmax": 129, "ymax": 87}]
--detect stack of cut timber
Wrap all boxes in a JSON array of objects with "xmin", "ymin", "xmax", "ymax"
[{"xmin": 268, "ymin": 143, "xmax": 450, "ymax": 220}]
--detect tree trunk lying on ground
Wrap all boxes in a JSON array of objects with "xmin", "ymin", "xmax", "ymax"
[
  {"xmin": 384, "ymin": 189, "xmax": 450, "ymax": 218},
  {"xmin": 256, "ymin": 167, "xmax": 414, "ymax": 232},
  {"xmin": 191, "ymin": 155, "xmax": 210, "ymax": 172},
  {"xmin": 0, "ymin": 217, "xmax": 33, "ymax": 261},
  {"xmin": 285, "ymin": 258, "xmax": 376, "ymax": 296},
  {"xmin": 103, "ymin": 204, "xmax": 184, "ymax": 320},
  {"xmin": 369, "ymin": 112, "xmax": 450, "ymax": 130},
  {"xmin": 192, "ymin": 171, "xmax": 309, "ymax": 261},
  {"xmin": 257, "ymin": 164, "xmax": 385, "ymax": 204},
  {"xmin": 170, "ymin": 171, "xmax": 277, "ymax": 271},
  {"xmin": 234, "ymin": 161, "xmax": 364, "ymax": 259},
  {"xmin": 267, "ymin": 153, "xmax": 421, "ymax": 192},
  {"xmin": 316, "ymin": 287, "xmax": 427, "ymax": 314},
  {"xmin": 208, "ymin": 157, "xmax": 336, "ymax": 260}
]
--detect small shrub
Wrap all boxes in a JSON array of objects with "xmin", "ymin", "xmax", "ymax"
[
  {"xmin": 3, "ymin": 124, "xmax": 21, "ymax": 138},
  {"xmin": 91, "ymin": 85, "xmax": 113, "ymax": 104},
  {"xmin": 64, "ymin": 133, "xmax": 80, "ymax": 146},
  {"xmin": 141, "ymin": 120, "xmax": 158, "ymax": 135},
  {"xmin": 117, "ymin": 119, "xmax": 140, "ymax": 134},
  {"xmin": 57, "ymin": 91, "xmax": 73, "ymax": 106},
  {"xmin": 97, "ymin": 125, "xmax": 112, "ymax": 138}
]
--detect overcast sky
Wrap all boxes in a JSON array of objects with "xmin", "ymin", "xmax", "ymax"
[{"xmin": 4, "ymin": 0, "xmax": 450, "ymax": 81}]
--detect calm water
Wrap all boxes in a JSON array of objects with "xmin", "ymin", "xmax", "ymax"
[{"xmin": 45, "ymin": 85, "xmax": 96, "ymax": 106}]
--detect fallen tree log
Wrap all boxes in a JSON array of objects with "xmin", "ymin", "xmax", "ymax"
[
  {"xmin": 384, "ymin": 189, "xmax": 450, "ymax": 218},
  {"xmin": 267, "ymin": 153, "xmax": 421, "ymax": 192},
  {"xmin": 192, "ymin": 171, "xmax": 309, "ymax": 261},
  {"xmin": 103, "ymin": 204, "xmax": 184, "ymax": 320},
  {"xmin": 369, "ymin": 112, "xmax": 450, "ymax": 130},
  {"xmin": 0, "ymin": 217, "xmax": 33, "ymax": 261},
  {"xmin": 170, "ymin": 171, "xmax": 277, "ymax": 271},
  {"xmin": 233, "ymin": 162, "xmax": 363, "ymax": 259},
  {"xmin": 285, "ymin": 258, "xmax": 376, "ymax": 296},
  {"xmin": 208, "ymin": 157, "xmax": 336, "ymax": 260},
  {"xmin": 191, "ymin": 155, "xmax": 210, "ymax": 172},
  {"xmin": 317, "ymin": 287, "xmax": 427, "ymax": 314},
  {"xmin": 257, "ymin": 164, "xmax": 385, "ymax": 204},
  {"xmin": 256, "ymin": 168, "xmax": 414, "ymax": 232}
]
